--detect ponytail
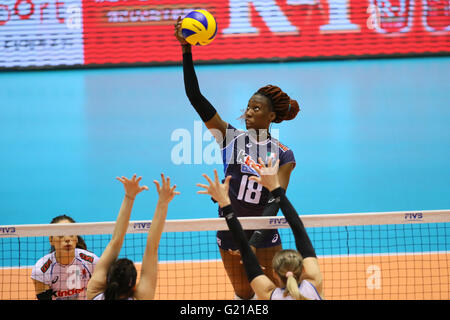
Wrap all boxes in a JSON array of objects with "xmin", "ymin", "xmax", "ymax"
[
  {"xmin": 273, "ymin": 249, "xmax": 309, "ymax": 300},
  {"xmin": 104, "ymin": 281, "xmax": 121, "ymax": 300},
  {"xmin": 285, "ymin": 272, "xmax": 308, "ymax": 300}
]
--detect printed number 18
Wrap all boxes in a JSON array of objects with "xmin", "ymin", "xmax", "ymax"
[{"xmin": 237, "ymin": 175, "xmax": 262, "ymax": 204}]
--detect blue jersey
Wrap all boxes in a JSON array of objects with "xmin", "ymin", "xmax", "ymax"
[
  {"xmin": 220, "ymin": 123, "xmax": 296, "ymax": 216},
  {"xmin": 216, "ymin": 124, "xmax": 296, "ymax": 250}
]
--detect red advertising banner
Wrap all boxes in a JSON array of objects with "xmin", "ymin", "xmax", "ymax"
[
  {"xmin": 82, "ymin": 0, "xmax": 450, "ymax": 66},
  {"xmin": 1, "ymin": 0, "xmax": 448, "ymax": 68}
]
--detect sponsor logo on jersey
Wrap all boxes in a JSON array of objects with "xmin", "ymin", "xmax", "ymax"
[
  {"xmin": 56, "ymin": 287, "xmax": 86, "ymax": 298},
  {"xmin": 41, "ymin": 259, "xmax": 52, "ymax": 273},
  {"xmin": 237, "ymin": 150, "xmax": 260, "ymax": 175},
  {"xmin": 79, "ymin": 252, "xmax": 94, "ymax": 263}
]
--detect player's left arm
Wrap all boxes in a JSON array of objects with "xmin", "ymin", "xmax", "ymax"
[
  {"xmin": 197, "ymin": 171, "xmax": 277, "ymax": 300},
  {"xmin": 250, "ymin": 161, "xmax": 323, "ymax": 297},
  {"xmin": 134, "ymin": 174, "xmax": 179, "ymax": 300},
  {"xmin": 277, "ymin": 162, "xmax": 295, "ymax": 190}
]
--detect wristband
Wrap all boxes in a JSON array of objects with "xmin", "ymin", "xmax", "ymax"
[
  {"xmin": 270, "ymin": 186, "xmax": 285, "ymax": 201},
  {"xmin": 36, "ymin": 289, "xmax": 56, "ymax": 300},
  {"xmin": 222, "ymin": 204, "xmax": 234, "ymax": 218}
]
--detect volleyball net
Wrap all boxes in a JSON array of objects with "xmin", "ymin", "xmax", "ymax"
[{"xmin": 1, "ymin": 210, "xmax": 449, "ymax": 300}]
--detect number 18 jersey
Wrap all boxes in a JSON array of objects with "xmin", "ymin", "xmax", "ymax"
[{"xmin": 216, "ymin": 124, "xmax": 296, "ymax": 250}]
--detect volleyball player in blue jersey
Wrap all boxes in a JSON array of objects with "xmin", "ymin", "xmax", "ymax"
[
  {"xmin": 175, "ymin": 17, "xmax": 300, "ymax": 299},
  {"xmin": 197, "ymin": 161, "xmax": 323, "ymax": 300}
]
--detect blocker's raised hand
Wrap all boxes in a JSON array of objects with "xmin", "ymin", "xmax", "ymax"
[
  {"xmin": 249, "ymin": 157, "xmax": 281, "ymax": 192},
  {"xmin": 197, "ymin": 169, "xmax": 232, "ymax": 208},
  {"xmin": 116, "ymin": 174, "xmax": 149, "ymax": 200},
  {"xmin": 153, "ymin": 173, "xmax": 180, "ymax": 204}
]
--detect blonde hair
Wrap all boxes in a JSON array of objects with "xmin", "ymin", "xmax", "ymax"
[{"xmin": 272, "ymin": 249, "xmax": 309, "ymax": 300}]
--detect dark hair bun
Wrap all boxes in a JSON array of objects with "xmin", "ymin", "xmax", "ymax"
[
  {"xmin": 284, "ymin": 99, "xmax": 300, "ymax": 121},
  {"xmin": 256, "ymin": 85, "xmax": 300, "ymax": 123}
]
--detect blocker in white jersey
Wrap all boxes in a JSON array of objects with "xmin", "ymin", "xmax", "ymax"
[
  {"xmin": 271, "ymin": 280, "xmax": 322, "ymax": 300},
  {"xmin": 31, "ymin": 248, "xmax": 99, "ymax": 300}
]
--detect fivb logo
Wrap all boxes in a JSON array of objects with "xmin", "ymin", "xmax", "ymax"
[
  {"xmin": 0, "ymin": 227, "xmax": 16, "ymax": 236},
  {"xmin": 269, "ymin": 217, "xmax": 287, "ymax": 225},
  {"xmin": 133, "ymin": 222, "xmax": 151, "ymax": 231},
  {"xmin": 404, "ymin": 212, "xmax": 423, "ymax": 221}
]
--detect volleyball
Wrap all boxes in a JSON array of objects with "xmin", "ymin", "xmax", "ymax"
[{"xmin": 181, "ymin": 10, "xmax": 217, "ymax": 46}]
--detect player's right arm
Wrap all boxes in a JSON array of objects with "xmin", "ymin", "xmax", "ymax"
[
  {"xmin": 87, "ymin": 175, "xmax": 148, "ymax": 299},
  {"xmin": 31, "ymin": 258, "xmax": 56, "ymax": 300},
  {"xmin": 174, "ymin": 16, "xmax": 228, "ymax": 142},
  {"xmin": 32, "ymin": 279, "xmax": 49, "ymax": 294},
  {"xmin": 32, "ymin": 279, "xmax": 54, "ymax": 300}
]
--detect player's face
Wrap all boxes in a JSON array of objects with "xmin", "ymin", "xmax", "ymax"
[
  {"xmin": 49, "ymin": 219, "xmax": 78, "ymax": 253},
  {"xmin": 245, "ymin": 94, "xmax": 276, "ymax": 130}
]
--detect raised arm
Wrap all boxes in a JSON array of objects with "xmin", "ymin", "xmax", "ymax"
[
  {"xmin": 197, "ymin": 170, "xmax": 277, "ymax": 300},
  {"xmin": 248, "ymin": 161, "xmax": 294, "ymax": 249},
  {"xmin": 174, "ymin": 16, "xmax": 228, "ymax": 141},
  {"xmin": 87, "ymin": 175, "xmax": 148, "ymax": 300},
  {"xmin": 134, "ymin": 174, "xmax": 179, "ymax": 300},
  {"xmin": 249, "ymin": 159, "xmax": 323, "ymax": 295}
]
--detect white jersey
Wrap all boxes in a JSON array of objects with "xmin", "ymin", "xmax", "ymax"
[
  {"xmin": 31, "ymin": 248, "xmax": 99, "ymax": 300},
  {"xmin": 93, "ymin": 293, "xmax": 134, "ymax": 300},
  {"xmin": 271, "ymin": 280, "xmax": 322, "ymax": 300}
]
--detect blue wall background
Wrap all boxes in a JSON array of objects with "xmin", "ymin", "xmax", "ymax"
[{"xmin": 1, "ymin": 57, "xmax": 449, "ymax": 226}]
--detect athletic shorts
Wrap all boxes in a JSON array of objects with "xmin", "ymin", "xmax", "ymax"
[{"xmin": 216, "ymin": 229, "xmax": 281, "ymax": 251}]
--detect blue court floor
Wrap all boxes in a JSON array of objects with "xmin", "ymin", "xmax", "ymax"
[{"xmin": 1, "ymin": 56, "xmax": 449, "ymax": 226}]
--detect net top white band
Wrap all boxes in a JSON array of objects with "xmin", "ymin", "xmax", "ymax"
[{"xmin": 1, "ymin": 209, "xmax": 449, "ymax": 238}]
